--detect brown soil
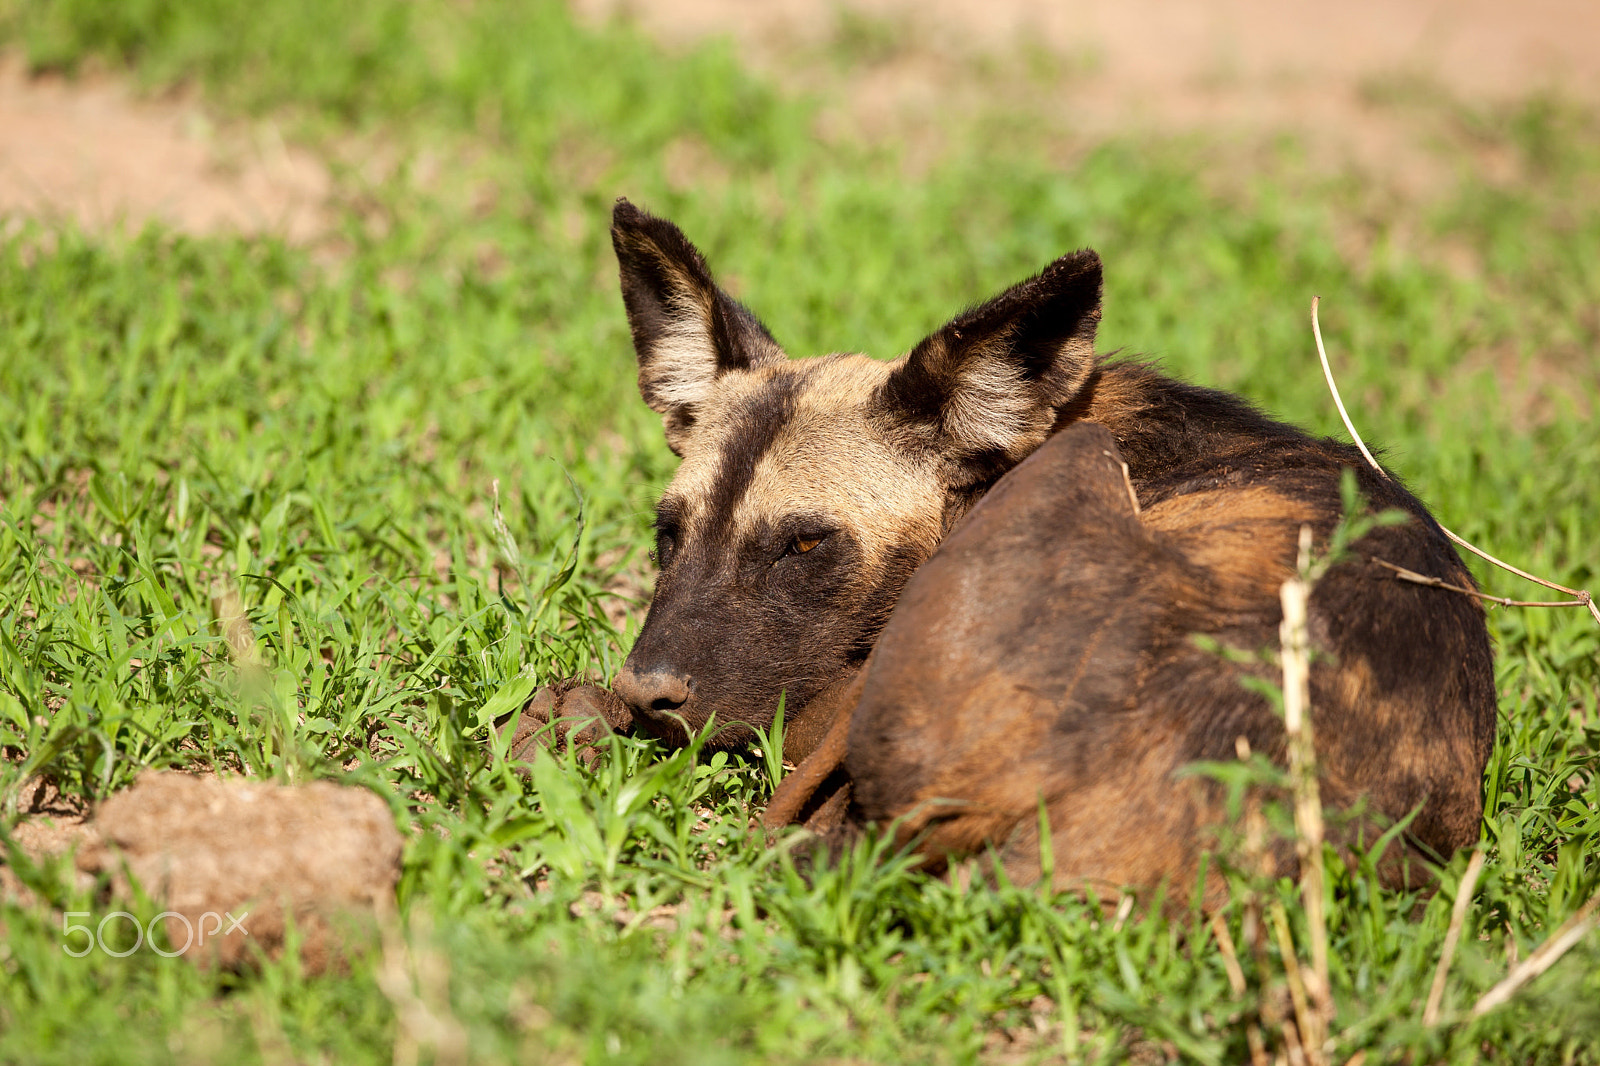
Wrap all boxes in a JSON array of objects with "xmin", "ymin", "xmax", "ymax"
[
  {"xmin": 577, "ymin": 0, "xmax": 1599, "ymax": 110},
  {"xmin": 577, "ymin": 0, "xmax": 1600, "ymax": 191},
  {"xmin": 0, "ymin": 55, "xmax": 326, "ymax": 240},
  {"xmin": 90, "ymin": 772, "xmax": 402, "ymax": 971},
  {"xmin": 3, "ymin": 772, "xmax": 402, "ymax": 974},
  {"xmin": 4, "ymin": 4, "xmax": 1595, "ymax": 239}
]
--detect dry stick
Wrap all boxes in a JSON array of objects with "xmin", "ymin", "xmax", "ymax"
[
  {"xmin": 1212, "ymin": 913, "xmax": 1270, "ymax": 1066},
  {"xmin": 1423, "ymin": 848, "xmax": 1488, "ymax": 1026},
  {"xmin": 1310, "ymin": 297, "xmax": 1600, "ymax": 628},
  {"xmin": 210, "ymin": 578, "xmax": 263, "ymax": 673},
  {"xmin": 1370, "ymin": 559, "xmax": 1588, "ymax": 610},
  {"xmin": 374, "ymin": 903, "xmax": 469, "ymax": 1066},
  {"xmin": 1246, "ymin": 1024, "xmax": 1270, "ymax": 1066},
  {"xmin": 1281, "ymin": 528, "xmax": 1333, "ymax": 1046},
  {"xmin": 1470, "ymin": 887, "xmax": 1600, "ymax": 1019},
  {"xmin": 1270, "ymin": 900, "xmax": 1321, "ymax": 1066},
  {"xmin": 209, "ymin": 576, "xmax": 268, "ymax": 706},
  {"xmin": 1234, "ymin": 771, "xmax": 1276, "ymax": 1066},
  {"xmin": 1211, "ymin": 913, "xmax": 1248, "ymax": 998}
]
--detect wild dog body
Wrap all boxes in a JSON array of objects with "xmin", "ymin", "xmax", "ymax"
[{"xmin": 607, "ymin": 199, "xmax": 1496, "ymax": 894}]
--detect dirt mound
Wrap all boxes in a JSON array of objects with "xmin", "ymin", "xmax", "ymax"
[{"xmin": 72, "ymin": 772, "xmax": 403, "ymax": 972}]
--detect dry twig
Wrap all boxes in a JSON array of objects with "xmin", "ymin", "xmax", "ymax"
[
  {"xmin": 1423, "ymin": 848, "xmax": 1487, "ymax": 1026},
  {"xmin": 1470, "ymin": 887, "xmax": 1600, "ymax": 1019},
  {"xmin": 1311, "ymin": 297, "xmax": 1600, "ymax": 628},
  {"xmin": 1280, "ymin": 528, "xmax": 1333, "ymax": 1043},
  {"xmin": 375, "ymin": 904, "xmax": 469, "ymax": 1066},
  {"xmin": 1211, "ymin": 912, "xmax": 1247, "ymax": 998},
  {"xmin": 209, "ymin": 576, "xmax": 268, "ymax": 704},
  {"xmin": 1370, "ymin": 559, "xmax": 1589, "ymax": 610},
  {"xmin": 1231, "ymin": 736, "xmax": 1277, "ymax": 1066},
  {"xmin": 1270, "ymin": 901, "xmax": 1321, "ymax": 1066},
  {"xmin": 1213, "ymin": 912, "xmax": 1269, "ymax": 1066}
]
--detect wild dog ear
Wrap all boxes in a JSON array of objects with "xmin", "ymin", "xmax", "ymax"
[
  {"xmin": 876, "ymin": 249, "xmax": 1103, "ymax": 487},
  {"xmin": 611, "ymin": 199, "xmax": 785, "ymax": 454}
]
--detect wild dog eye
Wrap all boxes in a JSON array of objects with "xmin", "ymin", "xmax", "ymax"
[
  {"xmin": 784, "ymin": 534, "xmax": 828, "ymax": 558},
  {"xmin": 654, "ymin": 529, "xmax": 677, "ymax": 567}
]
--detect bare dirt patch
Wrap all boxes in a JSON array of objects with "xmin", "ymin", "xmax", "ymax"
[
  {"xmin": 580, "ymin": 0, "xmax": 1599, "ymax": 101},
  {"xmin": 574, "ymin": 0, "xmax": 1600, "ymax": 190},
  {"xmin": 0, "ymin": 54, "xmax": 327, "ymax": 240},
  {"xmin": 5, "ymin": 4, "xmax": 1595, "ymax": 239}
]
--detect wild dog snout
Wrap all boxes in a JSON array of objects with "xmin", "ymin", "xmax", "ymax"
[{"xmin": 613, "ymin": 661, "xmax": 693, "ymax": 724}]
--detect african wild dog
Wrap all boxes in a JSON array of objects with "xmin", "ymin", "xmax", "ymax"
[{"xmin": 594, "ymin": 198, "xmax": 1495, "ymax": 898}]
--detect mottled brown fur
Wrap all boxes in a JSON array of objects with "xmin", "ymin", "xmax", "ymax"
[
  {"xmin": 843, "ymin": 418, "xmax": 1490, "ymax": 900},
  {"xmin": 608, "ymin": 199, "xmax": 1496, "ymax": 899}
]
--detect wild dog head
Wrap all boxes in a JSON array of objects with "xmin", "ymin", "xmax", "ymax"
[{"xmin": 609, "ymin": 199, "xmax": 1103, "ymax": 745}]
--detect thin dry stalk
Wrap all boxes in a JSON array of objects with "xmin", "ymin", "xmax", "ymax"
[
  {"xmin": 1311, "ymin": 297, "xmax": 1600, "ymax": 628},
  {"xmin": 1313, "ymin": 298, "xmax": 1600, "ymax": 1028},
  {"xmin": 1284, "ymin": 1022, "xmax": 1308, "ymax": 1066},
  {"xmin": 1371, "ymin": 559, "xmax": 1589, "ymax": 610},
  {"xmin": 374, "ymin": 904, "xmax": 469, "ymax": 1066},
  {"xmin": 1280, "ymin": 530, "xmax": 1332, "ymax": 1036},
  {"xmin": 1212, "ymin": 912, "xmax": 1248, "ymax": 997},
  {"xmin": 1111, "ymin": 893, "xmax": 1135, "ymax": 934},
  {"xmin": 210, "ymin": 578, "xmax": 262, "ymax": 670},
  {"xmin": 1104, "ymin": 448, "xmax": 1142, "ymax": 515},
  {"xmin": 1236, "ymin": 775, "xmax": 1278, "ymax": 1066},
  {"xmin": 1247, "ymin": 1025, "xmax": 1270, "ymax": 1066},
  {"xmin": 1423, "ymin": 848, "xmax": 1487, "ymax": 1026},
  {"xmin": 209, "ymin": 577, "xmax": 267, "ymax": 698},
  {"xmin": 1214, "ymin": 911, "xmax": 1271, "ymax": 1066},
  {"xmin": 1470, "ymin": 887, "xmax": 1600, "ymax": 1019},
  {"xmin": 1271, "ymin": 901, "xmax": 1323, "ymax": 1066}
]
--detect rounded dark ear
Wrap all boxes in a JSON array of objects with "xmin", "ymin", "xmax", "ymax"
[
  {"xmin": 875, "ymin": 249, "xmax": 1103, "ymax": 485},
  {"xmin": 611, "ymin": 199, "xmax": 785, "ymax": 454}
]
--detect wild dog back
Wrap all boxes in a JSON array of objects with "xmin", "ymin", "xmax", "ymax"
[{"xmin": 846, "ymin": 404, "xmax": 1495, "ymax": 900}]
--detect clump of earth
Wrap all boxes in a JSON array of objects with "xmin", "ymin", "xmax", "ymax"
[{"xmin": 5, "ymin": 772, "xmax": 402, "ymax": 973}]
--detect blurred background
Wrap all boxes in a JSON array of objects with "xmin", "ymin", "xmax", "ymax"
[{"xmin": 3, "ymin": 0, "xmax": 1597, "ymax": 240}]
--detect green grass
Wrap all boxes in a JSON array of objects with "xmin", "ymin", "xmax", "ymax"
[{"xmin": 1, "ymin": 0, "xmax": 1597, "ymax": 1062}]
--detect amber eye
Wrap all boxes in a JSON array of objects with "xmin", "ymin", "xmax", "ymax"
[
  {"xmin": 789, "ymin": 535, "xmax": 823, "ymax": 556},
  {"xmin": 654, "ymin": 530, "xmax": 677, "ymax": 567}
]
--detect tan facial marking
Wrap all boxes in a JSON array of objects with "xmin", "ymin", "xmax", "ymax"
[
  {"xmin": 662, "ymin": 353, "xmax": 950, "ymax": 573},
  {"xmin": 727, "ymin": 356, "xmax": 946, "ymax": 567}
]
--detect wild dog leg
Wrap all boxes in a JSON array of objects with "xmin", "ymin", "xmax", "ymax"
[
  {"xmin": 502, "ymin": 670, "xmax": 861, "ymax": 804},
  {"xmin": 764, "ymin": 666, "xmax": 867, "ymax": 834},
  {"xmin": 499, "ymin": 683, "xmax": 634, "ymax": 764}
]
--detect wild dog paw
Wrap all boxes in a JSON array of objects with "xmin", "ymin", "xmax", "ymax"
[{"xmin": 497, "ymin": 683, "xmax": 634, "ymax": 766}]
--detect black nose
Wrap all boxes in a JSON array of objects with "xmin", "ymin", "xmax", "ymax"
[{"xmin": 613, "ymin": 664, "xmax": 692, "ymax": 722}]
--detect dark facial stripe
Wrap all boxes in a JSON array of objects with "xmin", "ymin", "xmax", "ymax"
[
  {"xmin": 847, "ymin": 541, "xmax": 930, "ymax": 661},
  {"xmin": 699, "ymin": 371, "xmax": 808, "ymax": 540}
]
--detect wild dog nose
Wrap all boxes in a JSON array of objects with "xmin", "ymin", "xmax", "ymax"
[{"xmin": 613, "ymin": 663, "xmax": 692, "ymax": 722}]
